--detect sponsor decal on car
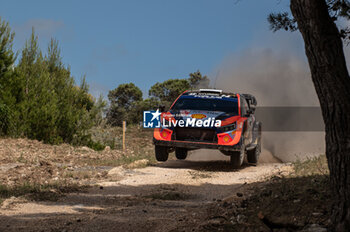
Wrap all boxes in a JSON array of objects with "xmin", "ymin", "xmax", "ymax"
[{"xmin": 191, "ymin": 113, "xmax": 206, "ymax": 119}]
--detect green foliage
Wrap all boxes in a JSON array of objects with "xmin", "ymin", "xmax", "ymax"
[
  {"xmin": 327, "ymin": 0, "xmax": 350, "ymax": 20},
  {"xmin": 0, "ymin": 17, "xmax": 16, "ymax": 135},
  {"xmin": 268, "ymin": 1, "xmax": 350, "ymax": 41},
  {"xmin": 107, "ymin": 83, "xmax": 143, "ymax": 126},
  {"xmin": 268, "ymin": 12, "xmax": 297, "ymax": 32},
  {"xmin": 149, "ymin": 78, "xmax": 190, "ymax": 108},
  {"xmin": 108, "ymin": 83, "xmax": 142, "ymax": 107},
  {"xmin": 17, "ymin": 35, "xmax": 60, "ymax": 143},
  {"xmin": 0, "ymin": 17, "xmax": 15, "ymax": 78},
  {"xmin": 86, "ymin": 139, "xmax": 106, "ymax": 151},
  {"xmin": 106, "ymin": 70, "xmax": 210, "ymax": 126},
  {"xmin": 0, "ymin": 20, "xmax": 104, "ymax": 149},
  {"xmin": 0, "ymin": 19, "xmax": 212, "ymax": 135},
  {"xmin": 147, "ymin": 70, "xmax": 209, "ymax": 109}
]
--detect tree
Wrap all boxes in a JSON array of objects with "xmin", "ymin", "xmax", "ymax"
[
  {"xmin": 149, "ymin": 79, "xmax": 190, "ymax": 108},
  {"xmin": 188, "ymin": 70, "xmax": 210, "ymax": 89},
  {"xmin": 131, "ymin": 97, "xmax": 160, "ymax": 123},
  {"xmin": 17, "ymin": 31, "xmax": 60, "ymax": 143},
  {"xmin": 0, "ymin": 19, "xmax": 103, "ymax": 148},
  {"xmin": 269, "ymin": 1, "xmax": 350, "ymax": 230},
  {"xmin": 44, "ymin": 38, "xmax": 98, "ymax": 144},
  {"xmin": 148, "ymin": 71, "xmax": 209, "ymax": 110},
  {"xmin": 13, "ymin": 31, "xmax": 99, "ymax": 145},
  {"xmin": 0, "ymin": 18, "xmax": 15, "ymax": 80},
  {"xmin": 0, "ymin": 18, "xmax": 16, "ymax": 135},
  {"xmin": 46, "ymin": 38, "xmax": 76, "ymax": 142},
  {"xmin": 107, "ymin": 83, "xmax": 143, "ymax": 125}
]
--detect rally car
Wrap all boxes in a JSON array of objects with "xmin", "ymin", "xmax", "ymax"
[{"xmin": 153, "ymin": 89, "xmax": 261, "ymax": 168}]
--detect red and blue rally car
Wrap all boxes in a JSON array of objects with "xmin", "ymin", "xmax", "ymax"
[{"xmin": 153, "ymin": 89, "xmax": 261, "ymax": 168}]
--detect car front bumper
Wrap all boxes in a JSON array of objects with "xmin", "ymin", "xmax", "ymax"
[{"xmin": 153, "ymin": 138, "xmax": 242, "ymax": 152}]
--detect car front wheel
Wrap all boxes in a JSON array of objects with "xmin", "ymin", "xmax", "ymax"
[
  {"xmin": 155, "ymin": 145, "xmax": 169, "ymax": 162},
  {"xmin": 229, "ymin": 146, "xmax": 245, "ymax": 169}
]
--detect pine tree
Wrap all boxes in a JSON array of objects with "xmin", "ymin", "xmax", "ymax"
[
  {"xmin": 0, "ymin": 17, "xmax": 17, "ymax": 135},
  {"xmin": 0, "ymin": 17, "xmax": 15, "ymax": 80},
  {"xmin": 17, "ymin": 29, "xmax": 59, "ymax": 143}
]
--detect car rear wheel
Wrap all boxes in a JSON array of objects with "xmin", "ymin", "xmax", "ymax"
[
  {"xmin": 247, "ymin": 124, "xmax": 261, "ymax": 164},
  {"xmin": 229, "ymin": 146, "xmax": 245, "ymax": 169},
  {"xmin": 155, "ymin": 145, "xmax": 169, "ymax": 162},
  {"xmin": 247, "ymin": 142, "xmax": 261, "ymax": 164},
  {"xmin": 175, "ymin": 148, "xmax": 187, "ymax": 160}
]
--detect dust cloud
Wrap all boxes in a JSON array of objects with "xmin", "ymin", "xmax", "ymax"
[
  {"xmin": 214, "ymin": 47, "xmax": 324, "ymax": 162},
  {"xmin": 189, "ymin": 32, "xmax": 330, "ymax": 163}
]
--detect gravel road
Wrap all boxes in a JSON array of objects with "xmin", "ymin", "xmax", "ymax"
[{"xmin": 0, "ymin": 151, "xmax": 291, "ymax": 232}]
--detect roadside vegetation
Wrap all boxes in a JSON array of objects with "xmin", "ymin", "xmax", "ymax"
[
  {"xmin": 0, "ymin": 18, "xmax": 105, "ymax": 148},
  {"xmin": 0, "ymin": 17, "xmax": 209, "ymax": 152}
]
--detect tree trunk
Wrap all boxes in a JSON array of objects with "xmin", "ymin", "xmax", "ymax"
[{"xmin": 290, "ymin": 0, "xmax": 350, "ymax": 231}]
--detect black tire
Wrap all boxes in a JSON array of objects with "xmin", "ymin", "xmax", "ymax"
[
  {"xmin": 247, "ymin": 122, "xmax": 262, "ymax": 164},
  {"xmin": 155, "ymin": 145, "xmax": 169, "ymax": 162},
  {"xmin": 247, "ymin": 142, "xmax": 261, "ymax": 164},
  {"xmin": 230, "ymin": 146, "xmax": 245, "ymax": 169},
  {"xmin": 175, "ymin": 148, "xmax": 187, "ymax": 160}
]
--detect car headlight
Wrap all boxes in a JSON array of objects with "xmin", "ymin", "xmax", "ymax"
[{"xmin": 220, "ymin": 122, "xmax": 236, "ymax": 132}]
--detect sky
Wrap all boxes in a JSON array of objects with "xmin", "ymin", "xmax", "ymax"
[{"xmin": 0, "ymin": 0, "xmax": 292, "ymax": 98}]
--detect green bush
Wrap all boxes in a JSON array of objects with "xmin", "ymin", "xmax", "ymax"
[{"xmin": 0, "ymin": 21, "xmax": 105, "ymax": 147}]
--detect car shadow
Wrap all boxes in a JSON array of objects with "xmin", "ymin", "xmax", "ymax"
[{"xmin": 152, "ymin": 160, "xmax": 251, "ymax": 172}]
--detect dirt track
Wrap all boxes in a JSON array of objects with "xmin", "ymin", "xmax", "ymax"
[{"xmin": 0, "ymin": 150, "xmax": 291, "ymax": 232}]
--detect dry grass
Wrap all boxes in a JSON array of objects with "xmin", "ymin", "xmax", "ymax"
[
  {"xmin": 86, "ymin": 125, "xmax": 156, "ymax": 167},
  {"xmin": 188, "ymin": 170, "xmax": 213, "ymax": 179},
  {"xmin": 0, "ymin": 182, "xmax": 84, "ymax": 203},
  {"xmin": 63, "ymin": 170, "xmax": 97, "ymax": 180},
  {"xmin": 293, "ymin": 154, "xmax": 329, "ymax": 176}
]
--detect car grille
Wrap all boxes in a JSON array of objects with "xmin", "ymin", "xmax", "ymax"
[{"xmin": 174, "ymin": 128, "xmax": 217, "ymax": 143}]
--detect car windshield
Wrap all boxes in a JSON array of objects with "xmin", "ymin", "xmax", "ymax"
[{"xmin": 171, "ymin": 96, "xmax": 238, "ymax": 115}]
